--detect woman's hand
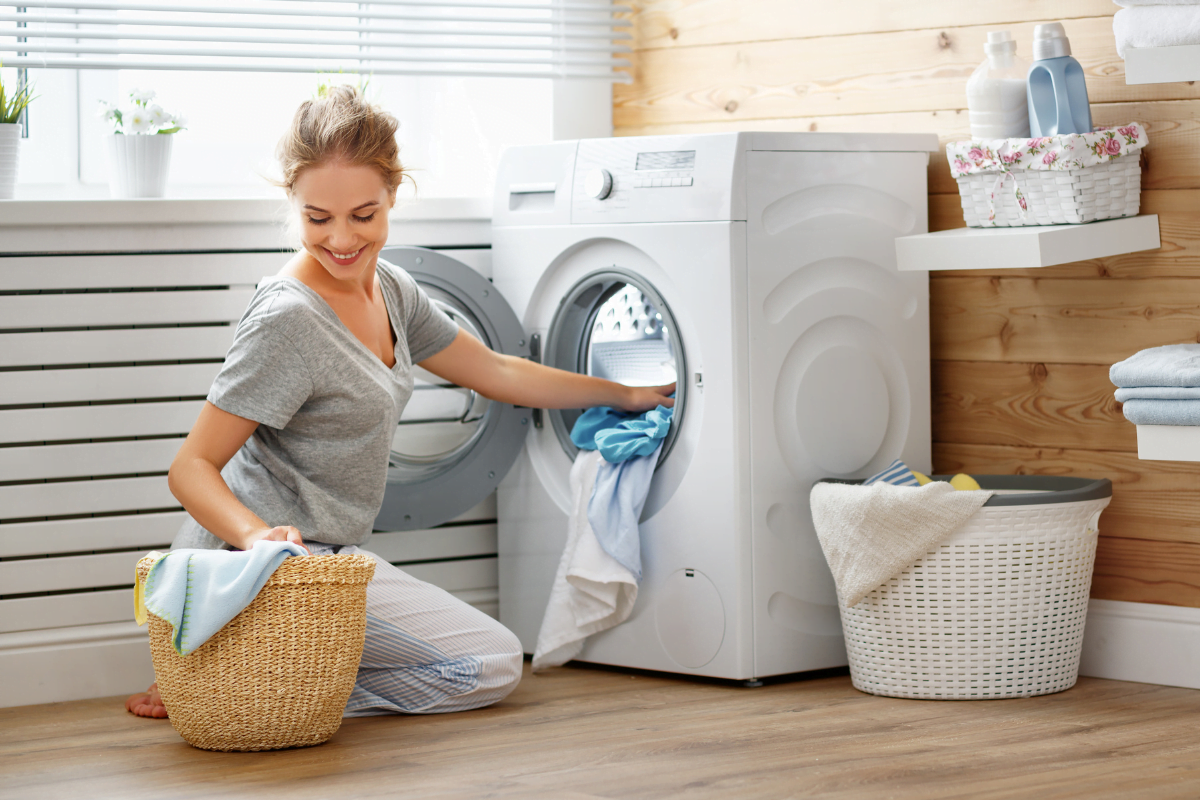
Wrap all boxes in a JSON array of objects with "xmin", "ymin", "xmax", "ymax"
[
  {"xmin": 615, "ymin": 383, "xmax": 676, "ymax": 413},
  {"xmin": 243, "ymin": 525, "xmax": 309, "ymax": 553}
]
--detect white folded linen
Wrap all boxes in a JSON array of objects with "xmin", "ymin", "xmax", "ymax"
[
  {"xmin": 532, "ymin": 450, "xmax": 639, "ymax": 671},
  {"xmin": 1116, "ymin": 0, "xmax": 1200, "ymax": 7},
  {"xmin": 1114, "ymin": 5, "xmax": 1200, "ymax": 58},
  {"xmin": 810, "ymin": 481, "xmax": 993, "ymax": 607}
]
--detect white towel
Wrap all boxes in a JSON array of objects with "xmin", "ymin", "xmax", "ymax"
[
  {"xmin": 1115, "ymin": 0, "xmax": 1200, "ymax": 7},
  {"xmin": 1114, "ymin": 5, "xmax": 1200, "ymax": 57},
  {"xmin": 809, "ymin": 481, "xmax": 993, "ymax": 607},
  {"xmin": 532, "ymin": 450, "xmax": 639, "ymax": 671}
]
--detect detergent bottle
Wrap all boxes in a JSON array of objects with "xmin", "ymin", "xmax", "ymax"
[
  {"xmin": 1027, "ymin": 22, "xmax": 1092, "ymax": 137},
  {"xmin": 966, "ymin": 31, "xmax": 1031, "ymax": 139}
]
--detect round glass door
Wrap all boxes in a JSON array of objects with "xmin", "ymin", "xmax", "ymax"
[
  {"xmin": 374, "ymin": 247, "xmax": 529, "ymax": 532},
  {"xmin": 544, "ymin": 268, "xmax": 686, "ymax": 464}
]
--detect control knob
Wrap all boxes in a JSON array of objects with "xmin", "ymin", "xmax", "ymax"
[{"xmin": 584, "ymin": 168, "xmax": 614, "ymax": 200}]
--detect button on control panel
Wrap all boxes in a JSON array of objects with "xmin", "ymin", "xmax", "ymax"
[{"xmin": 633, "ymin": 170, "xmax": 695, "ymax": 189}]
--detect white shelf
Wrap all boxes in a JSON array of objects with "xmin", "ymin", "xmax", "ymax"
[
  {"xmin": 895, "ymin": 214, "xmax": 1160, "ymax": 272},
  {"xmin": 1125, "ymin": 45, "xmax": 1200, "ymax": 85},
  {"xmin": 1137, "ymin": 425, "xmax": 1200, "ymax": 462}
]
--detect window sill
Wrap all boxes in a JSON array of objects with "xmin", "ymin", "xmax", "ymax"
[
  {"xmin": 0, "ymin": 196, "xmax": 492, "ymax": 253},
  {"xmin": 0, "ymin": 196, "xmax": 490, "ymax": 227}
]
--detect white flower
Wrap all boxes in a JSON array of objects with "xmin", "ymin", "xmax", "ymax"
[
  {"xmin": 148, "ymin": 104, "xmax": 171, "ymax": 128},
  {"xmin": 96, "ymin": 101, "xmax": 118, "ymax": 123},
  {"xmin": 126, "ymin": 109, "xmax": 154, "ymax": 134},
  {"xmin": 129, "ymin": 87, "xmax": 156, "ymax": 104},
  {"xmin": 170, "ymin": 112, "xmax": 188, "ymax": 130}
]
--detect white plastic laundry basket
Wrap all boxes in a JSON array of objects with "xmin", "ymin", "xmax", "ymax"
[{"xmin": 836, "ymin": 476, "xmax": 1112, "ymax": 700}]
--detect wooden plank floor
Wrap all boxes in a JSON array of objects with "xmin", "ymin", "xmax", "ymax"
[{"xmin": 4, "ymin": 664, "xmax": 1200, "ymax": 799}]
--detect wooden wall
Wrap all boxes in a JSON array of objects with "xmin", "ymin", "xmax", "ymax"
[{"xmin": 616, "ymin": 0, "xmax": 1200, "ymax": 608}]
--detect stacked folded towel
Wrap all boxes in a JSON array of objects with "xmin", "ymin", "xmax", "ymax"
[
  {"xmin": 1110, "ymin": 344, "xmax": 1200, "ymax": 425},
  {"xmin": 1113, "ymin": 0, "xmax": 1200, "ymax": 58}
]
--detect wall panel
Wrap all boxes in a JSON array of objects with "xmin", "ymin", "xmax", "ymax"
[
  {"xmin": 615, "ymin": 17, "xmax": 1200, "ymax": 129},
  {"xmin": 621, "ymin": 0, "xmax": 1200, "ymax": 609}
]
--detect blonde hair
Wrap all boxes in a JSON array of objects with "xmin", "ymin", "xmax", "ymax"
[{"xmin": 275, "ymin": 84, "xmax": 407, "ymax": 198}]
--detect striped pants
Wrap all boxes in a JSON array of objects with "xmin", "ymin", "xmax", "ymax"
[{"xmin": 307, "ymin": 543, "xmax": 524, "ymax": 716}]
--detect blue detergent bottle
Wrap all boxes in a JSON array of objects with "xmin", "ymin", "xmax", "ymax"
[{"xmin": 1027, "ymin": 22, "xmax": 1092, "ymax": 136}]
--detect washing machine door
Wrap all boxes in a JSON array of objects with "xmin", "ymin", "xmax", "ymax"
[{"xmin": 374, "ymin": 246, "xmax": 529, "ymax": 532}]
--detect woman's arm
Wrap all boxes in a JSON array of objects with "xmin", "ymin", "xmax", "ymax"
[
  {"xmin": 418, "ymin": 329, "xmax": 675, "ymax": 412},
  {"xmin": 167, "ymin": 402, "xmax": 307, "ymax": 551}
]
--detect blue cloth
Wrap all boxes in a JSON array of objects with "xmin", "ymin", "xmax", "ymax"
[
  {"xmin": 139, "ymin": 541, "xmax": 307, "ymax": 656},
  {"xmin": 1110, "ymin": 344, "xmax": 1200, "ymax": 388},
  {"xmin": 1119, "ymin": 399, "xmax": 1200, "ymax": 426},
  {"xmin": 1115, "ymin": 386, "xmax": 1200, "ymax": 402},
  {"xmin": 863, "ymin": 459, "xmax": 921, "ymax": 487},
  {"xmin": 571, "ymin": 404, "xmax": 674, "ymax": 464},
  {"xmin": 570, "ymin": 403, "xmax": 674, "ymax": 581},
  {"xmin": 587, "ymin": 443, "xmax": 662, "ymax": 581}
]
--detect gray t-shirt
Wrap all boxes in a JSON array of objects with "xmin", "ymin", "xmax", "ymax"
[{"xmin": 172, "ymin": 261, "xmax": 460, "ymax": 550}]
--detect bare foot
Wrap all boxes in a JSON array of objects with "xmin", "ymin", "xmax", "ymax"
[{"xmin": 125, "ymin": 683, "xmax": 169, "ymax": 718}]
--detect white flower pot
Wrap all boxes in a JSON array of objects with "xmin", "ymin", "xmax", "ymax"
[
  {"xmin": 107, "ymin": 133, "xmax": 173, "ymax": 198},
  {"xmin": 0, "ymin": 123, "xmax": 20, "ymax": 200}
]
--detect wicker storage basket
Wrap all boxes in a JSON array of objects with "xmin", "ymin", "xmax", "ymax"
[
  {"xmin": 957, "ymin": 156, "xmax": 1141, "ymax": 227},
  {"xmin": 136, "ymin": 553, "xmax": 375, "ymax": 751},
  {"xmin": 836, "ymin": 476, "xmax": 1111, "ymax": 700}
]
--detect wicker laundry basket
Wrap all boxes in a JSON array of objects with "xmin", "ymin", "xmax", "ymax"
[
  {"xmin": 834, "ymin": 476, "xmax": 1111, "ymax": 700},
  {"xmin": 136, "ymin": 553, "xmax": 376, "ymax": 752}
]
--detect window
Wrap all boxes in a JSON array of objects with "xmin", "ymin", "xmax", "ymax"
[{"xmin": 1, "ymin": 1, "xmax": 625, "ymax": 198}]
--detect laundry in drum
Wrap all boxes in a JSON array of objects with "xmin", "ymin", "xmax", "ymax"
[{"xmin": 571, "ymin": 403, "xmax": 674, "ymax": 464}]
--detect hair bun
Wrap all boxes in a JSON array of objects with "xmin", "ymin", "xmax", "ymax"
[{"xmin": 275, "ymin": 85, "xmax": 406, "ymax": 197}]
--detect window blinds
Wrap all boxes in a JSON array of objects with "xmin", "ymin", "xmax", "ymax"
[{"xmin": 0, "ymin": 0, "xmax": 631, "ymax": 81}]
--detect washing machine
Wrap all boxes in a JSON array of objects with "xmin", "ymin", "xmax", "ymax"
[{"xmin": 376, "ymin": 131, "xmax": 938, "ymax": 682}]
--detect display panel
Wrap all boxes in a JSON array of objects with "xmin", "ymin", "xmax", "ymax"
[{"xmin": 635, "ymin": 150, "xmax": 696, "ymax": 171}]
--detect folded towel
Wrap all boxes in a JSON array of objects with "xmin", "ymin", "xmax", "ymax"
[
  {"xmin": 1115, "ymin": 386, "xmax": 1200, "ymax": 401},
  {"xmin": 135, "ymin": 541, "xmax": 307, "ymax": 656},
  {"xmin": 587, "ymin": 442, "xmax": 662, "ymax": 581},
  {"xmin": 810, "ymin": 481, "xmax": 993, "ymax": 607},
  {"xmin": 1119, "ymin": 398, "xmax": 1200, "ymax": 426},
  {"xmin": 571, "ymin": 404, "xmax": 673, "ymax": 463},
  {"xmin": 1116, "ymin": 0, "xmax": 1200, "ymax": 7},
  {"xmin": 533, "ymin": 450, "xmax": 638, "ymax": 671},
  {"xmin": 1114, "ymin": 6, "xmax": 1200, "ymax": 58},
  {"xmin": 1110, "ymin": 344, "xmax": 1200, "ymax": 388}
]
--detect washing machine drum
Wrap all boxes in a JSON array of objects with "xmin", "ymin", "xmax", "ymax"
[{"xmin": 542, "ymin": 268, "xmax": 687, "ymax": 465}]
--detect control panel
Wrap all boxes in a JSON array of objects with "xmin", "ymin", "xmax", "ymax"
[{"xmin": 570, "ymin": 134, "xmax": 744, "ymax": 224}]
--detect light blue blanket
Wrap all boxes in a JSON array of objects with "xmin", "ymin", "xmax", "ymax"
[
  {"xmin": 570, "ymin": 404, "xmax": 674, "ymax": 582},
  {"xmin": 587, "ymin": 443, "xmax": 663, "ymax": 581},
  {"xmin": 1119, "ymin": 399, "xmax": 1200, "ymax": 426},
  {"xmin": 1110, "ymin": 344, "xmax": 1200, "ymax": 388},
  {"xmin": 137, "ymin": 541, "xmax": 307, "ymax": 656}
]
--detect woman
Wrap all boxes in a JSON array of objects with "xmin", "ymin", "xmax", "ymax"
[{"xmin": 126, "ymin": 86, "xmax": 673, "ymax": 719}]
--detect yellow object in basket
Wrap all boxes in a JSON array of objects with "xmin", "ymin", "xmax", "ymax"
[
  {"xmin": 950, "ymin": 473, "xmax": 982, "ymax": 491},
  {"xmin": 912, "ymin": 471, "xmax": 932, "ymax": 485}
]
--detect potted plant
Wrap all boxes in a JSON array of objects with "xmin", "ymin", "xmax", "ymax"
[
  {"xmin": 0, "ymin": 72, "xmax": 35, "ymax": 200},
  {"xmin": 99, "ymin": 89, "xmax": 186, "ymax": 198}
]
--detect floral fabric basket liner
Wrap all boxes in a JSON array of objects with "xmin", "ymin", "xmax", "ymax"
[{"xmin": 946, "ymin": 123, "xmax": 1148, "ymax": 224}]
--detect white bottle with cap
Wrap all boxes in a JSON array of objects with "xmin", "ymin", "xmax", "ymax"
[{"xmin": 966, "ymin": 31, "xmax": 1031, "ymax": 139}]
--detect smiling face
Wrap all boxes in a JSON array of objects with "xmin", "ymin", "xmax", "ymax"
[{"xmin": 291, "ymin": 160, "xmax": 394, "ymax": 285}]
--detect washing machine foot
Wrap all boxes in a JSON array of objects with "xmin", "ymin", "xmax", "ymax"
[{"xmin": 742, "ymin": 679, "xmax": 764, "ymax": 688}]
